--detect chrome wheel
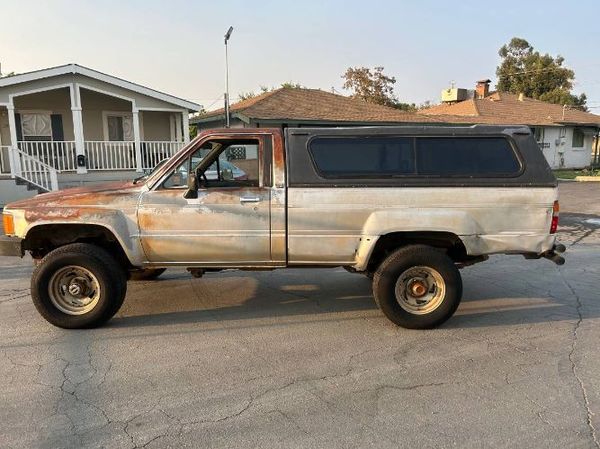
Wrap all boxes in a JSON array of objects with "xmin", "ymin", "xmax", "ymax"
[
  {"xmin": 394, "ymin": 266, "xmax": 446, "ymax": 315},
  {"xmin": 48, "ymin": 266, "xmax": 101, "ymax": 315}
]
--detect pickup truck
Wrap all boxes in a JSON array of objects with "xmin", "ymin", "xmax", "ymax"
[{"xmin": 0, "ymin": 125, "xmax": 564, "ymax": 330}]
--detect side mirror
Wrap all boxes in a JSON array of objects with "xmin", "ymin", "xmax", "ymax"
[{"xmin": 184, "ymin": 172, "xmax": 198, "ymax": 199}]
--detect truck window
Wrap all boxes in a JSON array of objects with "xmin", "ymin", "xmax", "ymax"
[
  {"xmin": 163, "ymin": 139, "xmax": 259, "ymax": 188},
  {"xmin": 308, "ymin": 136, "xmax": 520, "ymax": 178},
  {"xmin": 309, "ymin": 137, "xmax": 414, "ymax": 177},
  {"xmin": 415, "ymin": 137, "xmax": 521, "ymax": 176}
]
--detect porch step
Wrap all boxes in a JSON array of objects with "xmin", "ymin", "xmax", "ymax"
[{"xmin": 14, "ymin": 177, "xmax": 48, "ymax": 194}]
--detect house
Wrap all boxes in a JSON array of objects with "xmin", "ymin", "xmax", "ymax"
[
  {"xmin": 0, "ymin": 64, "xmax": 201, "ymax": 205},
  {"xmin": 191, "ymin": 87, "xmax": 441, "ymax": 131},
  {"xmin": 419, "ymin": 80, "xmax": 600, "ymax": 169}
]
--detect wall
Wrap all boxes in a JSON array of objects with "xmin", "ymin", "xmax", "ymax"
[
  {"xmin": 141, "ymin": 111, "xmax": 172, "ymax": 140},
  {"xmin": 13, "ymin": 88, "xmax": 75, "ymax": 140},
  {"xmin": 80, "ymin": 88, "xmax": 131, "ymax": 140},
  {"xmin": 537, "ymin": 126, "xmax": 593, "ymax": 169}
]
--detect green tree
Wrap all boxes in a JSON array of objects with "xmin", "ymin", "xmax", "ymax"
[
  {"xmin": 496, "ymin": 37, "xmax": 586, "ymax": 109},
  {"xmin": 342, "ymin": 66, "xmax": 416, "ymax": 111},
  {"xmin": 238, "ymin": 82, "xmax": 304, "ymax": 101}
]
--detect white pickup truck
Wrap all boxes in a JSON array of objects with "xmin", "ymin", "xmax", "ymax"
[{"xmin": 0, "ymin": 125, "xmax": 564, "ymax": 329}]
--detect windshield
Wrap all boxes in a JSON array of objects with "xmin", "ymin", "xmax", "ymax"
[{"xmin": 133, "ymin": 158, "xmax": 169, "ymax": 184}]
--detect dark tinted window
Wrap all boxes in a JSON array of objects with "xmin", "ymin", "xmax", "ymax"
[
  {"xmin": 416, "ymin": 137, "xmax": 520, "ymax": 176},
  {"xmin": 309, "ymin": 137, "xmax": 414, "ymax": 177}
]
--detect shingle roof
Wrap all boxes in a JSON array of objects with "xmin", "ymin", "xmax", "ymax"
[
  {"xmin": 193, "ymin": 87, "xmax": 442, "ymax": 124},
  {"xmin": 420, "ymin": 91, "xmax": 600, "ymax": 126}
]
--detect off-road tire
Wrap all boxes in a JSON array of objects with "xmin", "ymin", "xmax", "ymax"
[
  {"xmin": 31, "ymin": 243, "xmax": 127, "ymax": 329},
  {"xmin": 372, "ymin": 245, "xmax": 462, "ymax": 329},
  {"xmin": 129, "ymin": 268, "xmax": 166, "ymax": 281}
]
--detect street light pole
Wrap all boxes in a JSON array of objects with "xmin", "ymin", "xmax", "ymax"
[{"xmin": 224, "ymin": 26, "xmax": 233, "ymax": 128}]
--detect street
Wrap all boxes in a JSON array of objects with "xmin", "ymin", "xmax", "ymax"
[{"xmin": 1, "ymin": 181, "xmax": 599, "ymax": 449}]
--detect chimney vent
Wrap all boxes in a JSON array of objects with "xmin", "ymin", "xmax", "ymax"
[
  {"xmin": 475, "ymin": 79, "xmax": 491, "ymax": 99},
  {"xmin": 518, "ymin": 93, "xmax": 524, "ymax": 102}
]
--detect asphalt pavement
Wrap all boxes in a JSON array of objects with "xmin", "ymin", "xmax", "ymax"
[{"xmin": 1, "ymin": 181, "xmax": 599, "ymax": 449}]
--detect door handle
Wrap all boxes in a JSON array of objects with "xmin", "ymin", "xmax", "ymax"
[{"xmin": 240, "ymin": 196, "xmax": 261, "ymax": 204}]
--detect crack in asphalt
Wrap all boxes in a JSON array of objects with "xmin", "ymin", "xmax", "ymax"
[{"xmin": 558, "ymin": 267, "xmax": 600, "ymax": 449}]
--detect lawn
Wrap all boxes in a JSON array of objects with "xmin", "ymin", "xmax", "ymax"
[{"xmin": 553, "ymin": 168, "xmax": 600, "ymax": 179}]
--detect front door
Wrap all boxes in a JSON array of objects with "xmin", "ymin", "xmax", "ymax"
[{"xmin": 138, "ymin": 136, "xmax": 273, "ymax": 266}]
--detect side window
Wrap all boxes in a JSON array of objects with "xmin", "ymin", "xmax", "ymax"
[
  {"xmin": 572, "ymin": 128, "xmax": 584, "ymax": 148},
  {"xmin": 163, "ymin": 139, "xmax": 260, "ymax": 188},
  {"xmin": 309, "ymin": 137, "xmax": 414, "ymax": 177},
  {"xmin": 416, "ymin": 137, "xmax": 521, "ymax": 176}
]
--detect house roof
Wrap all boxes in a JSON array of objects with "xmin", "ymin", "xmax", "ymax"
[
  {"xmin": 420, "ymin": 91, "xmax": 600, "ymax": 127},
  {"xmin": 192, "ymin": 87, "xmax": 442, "ymax": 125},
  {"xmin": 0, "ymin": 63, "xmax": 202, "ymax": 112}
]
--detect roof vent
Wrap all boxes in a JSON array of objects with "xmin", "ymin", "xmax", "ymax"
[{"xmin": 518, "ymin": 93, "xmax": 524, "ymax": 102}]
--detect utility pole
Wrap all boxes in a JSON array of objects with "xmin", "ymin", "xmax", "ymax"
[{"xmin": 224, "ymin": 26, "xmax": 234, "ymax": 128}]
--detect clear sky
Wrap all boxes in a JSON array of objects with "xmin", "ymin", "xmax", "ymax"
[{"xmin": 1, "ymin": 0, "xmax": 599, "ymax": 111}]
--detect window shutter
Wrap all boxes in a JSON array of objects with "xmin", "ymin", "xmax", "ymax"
[
  {"xmin": 51, "ymin": 114, "xmax": 64, "ymax": 141},
  {"xmin": 15, "ymin": 113, "xmax": 23, "ymax": 142}
]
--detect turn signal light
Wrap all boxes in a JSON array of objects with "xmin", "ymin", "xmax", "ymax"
[
  {"xmin": 3, "ymin": 213, "xmax": 15, "ymax": 236},
  {"xmin": 550, "ymin": 200, "xmax": 559, "ymax": 234}
]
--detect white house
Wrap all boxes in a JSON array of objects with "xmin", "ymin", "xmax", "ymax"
[
  {"xmin": 0, "ymin": 64, "xmax": 201, "ymax": 206},
  {"xmin": 420, "ymin": 80, "xmax": 600, "ymax": 169}
]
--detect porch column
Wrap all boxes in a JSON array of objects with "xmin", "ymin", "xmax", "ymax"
[
  {"xmin": 6, "ymin": 103, "xmax": 20, "ymax": 177},
  {"xmin": 70, "ymin": 84, "xmax": 87, "ymax": 174},
  {"xmin": 175, "ymin": 113, "xmax": 183, "ymax": 142},
  {"xmin": 132, "ymin": 109, "xmax": 143, "ymax": 172},
  {"xmin": 182, "ymin": 110, "xmax": 190, "ymax": 144}
]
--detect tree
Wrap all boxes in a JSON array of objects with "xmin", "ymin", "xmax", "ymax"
[
  {"xmin": 238, "ymin": 82, "xmax": 304, "ymax": 101},
  {"xmin": 342, "ymin": 66, "xmax": 397, "ymax": 107},
  {"xmin": 342, "ymin": 66, "xmax": 416, "ymax": 111},
  {"xmin": 496, "ymin": 37, "xmax": 586, "ymax": 109}
]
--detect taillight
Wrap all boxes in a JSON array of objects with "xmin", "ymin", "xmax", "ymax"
[{"xmin": 550, "ymin": 200, "xmax": 559, "ymax": 234}]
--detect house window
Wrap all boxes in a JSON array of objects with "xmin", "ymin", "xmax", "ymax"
[
  {"xmin": 532, "ymin": 127, "xmax": 544, "ymax": 142},
  {"xmin": 104, "ymin": 113, "xmax": 134, "ymax": 141},
  {"xmin": 572, "ymin": 128, "xmax": 584, "ymax": 148},
  {"xmin": 21, "ymin": 112, "xmax": 52, "ymax": 141}
]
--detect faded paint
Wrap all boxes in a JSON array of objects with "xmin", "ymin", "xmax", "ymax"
[{"xmin": 3, "ymin": 127, "xmax": 559, "ymax": 271}]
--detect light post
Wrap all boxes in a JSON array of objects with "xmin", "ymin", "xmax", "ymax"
[{"xmin": 224, "ymin": 26, "xmax": 233, "ymax": 128}]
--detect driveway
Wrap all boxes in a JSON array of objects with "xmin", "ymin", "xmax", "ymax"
[{"xmin": 1, "ymin": 181, "xmax": 599, "ymax": 448}]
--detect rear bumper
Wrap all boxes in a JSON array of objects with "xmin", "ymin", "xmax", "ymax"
[{"xmin": 0, "ymin": 236, "xmax": 24, "ymax": 257}]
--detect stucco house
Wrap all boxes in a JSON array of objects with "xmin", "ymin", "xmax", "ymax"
[
  {"xmin": 420, "ymin": 80, "xmax": 600, "ymax": 169},
  {"xmin": 0, "ymin": 64, "xmax": 201, "ymax": 205}
]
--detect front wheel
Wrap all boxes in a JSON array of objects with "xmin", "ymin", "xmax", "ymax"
[
  {"xmin": 372, "ymin": 245, "xmax": 462, "ymax": 329},
  {"xmin": 31, "ymin": 243, "xmax": 127, "ymax": 329}
]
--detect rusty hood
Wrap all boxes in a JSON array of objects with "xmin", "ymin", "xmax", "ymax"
[{"xmin": 6, "ymin": 181, "xmax": 144, "ymax": 211}]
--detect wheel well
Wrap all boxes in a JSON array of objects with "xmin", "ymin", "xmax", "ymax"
[
  {"xmin": 23, "ymin": 224, "xmax": 131, "ymax": 269},
  {"xmin": 366, "ymin": 231, "xmax": 468, "ymax": 273}
]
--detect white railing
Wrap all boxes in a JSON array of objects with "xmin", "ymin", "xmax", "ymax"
[
  {"xmin": 0, "ymin": 146, "xmax": 10, "ymax": 174},
  {"xmin": 8, "ymin": 140, "xmax": 185, "ymax": 174},
  {"xmin": 10, "ymin": 147, "xmax": 58, "ymax": 191},
  {"xmin": 18, "ymin": 141, "xmax": 77, "ymax": 172},
  {"xmin": 85, "ymin": 141, "xmax": 136, "ymax": 171},
  {"xmin": 140, "ymin": 141, "xmax": 185, "ymax": 170}
]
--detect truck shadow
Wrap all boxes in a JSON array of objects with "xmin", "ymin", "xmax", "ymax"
[{"xmin": 110, "ymin": 254, "xmax": 599, "ymax": 330}]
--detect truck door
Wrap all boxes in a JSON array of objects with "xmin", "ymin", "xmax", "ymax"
[{"xmin": 138, "ymin": 135, "xmax": 277, "ymax": 266}]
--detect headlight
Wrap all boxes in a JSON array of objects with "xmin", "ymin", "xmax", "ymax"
[{"xmin": 3, "ymin": 213, "xmax": 14, "ymax": 235}]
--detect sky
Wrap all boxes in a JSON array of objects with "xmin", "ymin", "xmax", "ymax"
[{"xmin": 1, "ymin": 0, "xmax": 600, "ymax": 111}]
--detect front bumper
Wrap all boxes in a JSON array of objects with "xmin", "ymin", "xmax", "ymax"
[{"xmin": 0, "ymin": 236, "xmax": 24, "ymax": 257}]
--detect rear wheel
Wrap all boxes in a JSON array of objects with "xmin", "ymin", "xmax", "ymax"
[
  {"xmin": 129, "ymin": 268, "xmax": 166, "ymax": 281},
  {"xmin": 372, "ymin": 245, "xmax": 462, "ymax": 329},
  {"xmin": 31, "ymin": 243, "xmax": 127, "ymax": 329}
]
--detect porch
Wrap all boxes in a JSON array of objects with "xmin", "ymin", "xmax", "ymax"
[{"xmin": 0, "ymin": 84, "xmax": 192, "ymax": 192}]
